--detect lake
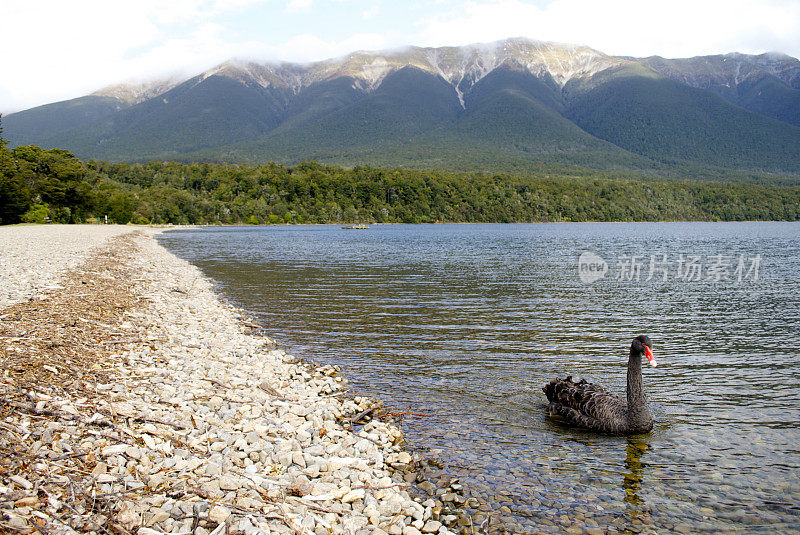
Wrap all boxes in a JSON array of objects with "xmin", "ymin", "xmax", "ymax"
[{"xmin": 158, "ymin": 222, "xmax": 800, "ymax": 534}]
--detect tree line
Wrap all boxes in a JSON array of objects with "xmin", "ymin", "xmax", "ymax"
[{"xmin": 2, "ymin": 117, "xmax": 799, "ymax": 225}]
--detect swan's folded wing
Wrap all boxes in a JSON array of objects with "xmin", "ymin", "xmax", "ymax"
[{"xmin": 544, "ymin": 377, "xmax": 627, "ymax": 433}]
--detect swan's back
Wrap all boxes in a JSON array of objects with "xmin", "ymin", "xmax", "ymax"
[{"xmin": 543, "ymin": 376, "xmax": 630, "ymax": 434}]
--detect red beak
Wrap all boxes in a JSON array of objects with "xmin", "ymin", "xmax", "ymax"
[{"xmin": 644, "ymin": 345, "xmax": 657, "ymax": 367}]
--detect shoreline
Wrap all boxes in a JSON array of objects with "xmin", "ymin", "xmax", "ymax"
[{"xmin": 0, "ymin": 227, "xmax": 478, "ymax": 535}]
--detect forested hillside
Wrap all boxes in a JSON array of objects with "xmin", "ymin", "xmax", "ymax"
[
  {"xmin": 2, "ymin": 120, "xmax": 799, "ymax": 226},
  {"xmin": 5, "ymin": 39, "xmax": 800, "ymax": 180}
]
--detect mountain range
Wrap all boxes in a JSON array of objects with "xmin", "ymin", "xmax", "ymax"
[{"xmin": 4, "ymin": 37, "xmax": 800, "ymax": 179}]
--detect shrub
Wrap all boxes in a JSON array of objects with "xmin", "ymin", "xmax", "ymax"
[{"xmin": 21, "ymin": 204, "xmax": 50, "ymax": 224}]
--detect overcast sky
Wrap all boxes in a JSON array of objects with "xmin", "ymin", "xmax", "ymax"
[{"xmin": 3, "ymin": 0, "xmax": 799, "ymax": 114}]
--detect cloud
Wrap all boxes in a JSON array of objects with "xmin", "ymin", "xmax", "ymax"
[
  {"xmin": 362, "ymin": 5, "xmax": 380, "ymax": 19},
  {"xmin": 121, "ymin": 23, "xmax": 239, "ymax": 79},
  {"xmin": 262, "ymin": 32, "xmax": 394, "ymax": 63},
  {"xmin": 286, "ymin": 0, "xmax": 313, "ymax": 13},
  {"xmin": 2, "ymin": 0, "xmax": 799, "ymax": 113},
  {"xmin": 1, "ymin": 0, "xmax": 270, "ymax": 113},
  {"xmin": 411, "ymin": 0, "xmax": 800, "ymax": 59},
  {"xmin": 2, "ymin": 1, "xmax": 161, "ymax": 111}
]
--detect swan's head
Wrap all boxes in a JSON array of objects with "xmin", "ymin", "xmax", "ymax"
[{"xmin": 632, "ymin": 335, "xmax": 656, "ymax": 367}]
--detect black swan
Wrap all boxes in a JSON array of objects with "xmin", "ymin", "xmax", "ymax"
[{"xmin": 543, "ymin": 335, "xmax": 657, "ymax": 434}]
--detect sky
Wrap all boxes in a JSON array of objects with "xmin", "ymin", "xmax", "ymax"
[{"xmin": 2, "ymin": 0, "xmax": 800, "ymax": 114}]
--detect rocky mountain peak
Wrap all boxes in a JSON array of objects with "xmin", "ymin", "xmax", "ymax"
[
  {"xmin": 186, "ymin": 38, "xmax": 630, "ymax": 109},
  {"xmin": 92, "ymin": 76, "xmax": 185, "ymax": 105}
]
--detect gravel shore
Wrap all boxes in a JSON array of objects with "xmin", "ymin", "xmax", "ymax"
[
  {"xmin": 0, "ymin": 227, "xmax": 473, "ymax": 535},
  {"xmin": 0, "ymin": 225, "xmax": 143, "ymax": 309}
]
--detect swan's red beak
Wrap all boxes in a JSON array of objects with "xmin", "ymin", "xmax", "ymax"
[{"xmin": 644, "ymin": 346, "xmax": 657, "ymax": 367}]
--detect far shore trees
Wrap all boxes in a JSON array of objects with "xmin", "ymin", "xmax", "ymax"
[{"xmin": 0, "ymin": 137, "xmax": 799, "ymax": 226}]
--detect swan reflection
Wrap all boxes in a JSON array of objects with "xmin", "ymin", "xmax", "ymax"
[{"xmin": 623, "ymin": 436, "xmax": 650, "ymax": 505}]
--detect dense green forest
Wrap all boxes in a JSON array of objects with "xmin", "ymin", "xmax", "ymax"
[{"xmin": 2, "ymin": 116, "xmax": 799, "ymax": 225}]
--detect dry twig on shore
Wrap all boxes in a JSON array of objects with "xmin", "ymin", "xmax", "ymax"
[{"xmin": 0, "ymin": 232, "xmax": 142, "ymax": 535}]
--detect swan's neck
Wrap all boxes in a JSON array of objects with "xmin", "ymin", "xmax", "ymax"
[{"xmin": 626, "ymin": 352, "xmax": 652, "ymax": 427}]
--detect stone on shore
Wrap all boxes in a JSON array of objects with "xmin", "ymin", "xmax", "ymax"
[{"xmin": 0, "ymin": 226, "xmax": 460, "ymax": 535}]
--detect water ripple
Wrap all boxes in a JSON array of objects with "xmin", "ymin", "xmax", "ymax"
[{"xmin": 159, "ymin": 223, "xmax": 800, "ymax": 534}]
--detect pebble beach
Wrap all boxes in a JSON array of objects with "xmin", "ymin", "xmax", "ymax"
[{"xmin": 0, "ymin": 226, "xmax": 477, "ymax": 535}]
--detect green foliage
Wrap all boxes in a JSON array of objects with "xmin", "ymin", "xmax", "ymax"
[
  {"xmin": 90, "ymin": 160, "xmax": 800, "ymax": 224},
  {"xmin": 3, "ymin": 145, "xmax": 95, "ymax": 223},
  {"xmin": 102, "ymin": 191, "xmax": 137, "ymax": 224},
  {"xmin": 1, "ymin": 117, "xmax": 32, "ymax": 224},
  {"xmin": 21, "ymin": 203, "xmax": 50, "ymax": 224},
  {"xmin": 1, "ymin": 139, "xmax": 799, "ymax": 226}
]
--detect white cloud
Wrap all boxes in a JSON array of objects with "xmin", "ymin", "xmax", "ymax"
[
  {"xmin": 286, "ymin": 0, "xmax": 313, "ymax": 13},
  {"xmin": 263, "ymin": 32, "xmax": 394, "ymax": 63},
  {"xmin": 0, "ymin": 0, "xmax": 270, "ymax": 113},
  {"xmin": 411, "ymin": 0, "xmax": 800, "ymax": 59},
  {"xmin": 2, "ymin": 0, "xmax": 799, "ymax": 114},
  {"xmin": 120, "ymin": 23, "xmax": 238, "ymax": 80},
  {"xmin": 209, "ymin": 0, "xmax": 268, "ymax": 13},
  {"xmin": 362, "ymin": 5, "xmax": 380, "ymax": 19},
  {"xmin": 3, "ymin": 1, "xmax": 160, "ymax": 112}
]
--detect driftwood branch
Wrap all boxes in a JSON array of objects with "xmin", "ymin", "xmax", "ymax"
[
  {"xmin": 1, "ymin": 397, "xmax": 115, "ymax": 428},
  {"xmin": 354, "ymin": 483, "xmax": 410, "ymax": 490},
  {"xmin": 0, "ymin": 420, "xmax": 26, "ymax": 435},
  {"xmin": 131, "ymin": 415, "xmax": 188, "ymax": 430},
  {"xmin": 383, "ymin": 411, "xmax": 431, "ymax": 419},
  {"xmin": 349, "ymin": 407, "xmax": 375, "ymax": 426}
]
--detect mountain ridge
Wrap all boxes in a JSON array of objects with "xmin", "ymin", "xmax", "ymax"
[
  {"xmin": 82, "ymin": 41, "xmax": 800, "ymax": 103},
  {"xmin": 87, "ymin": 37, "xmax": 630, "ymax": 106},
  {"xmin": 4, "ymin": 37, "xmax": 800, "ymax": 180}
]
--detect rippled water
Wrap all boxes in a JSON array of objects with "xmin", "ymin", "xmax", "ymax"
[{"xmin": 158, "ymin": 223, "xmax": 800, "ymax": 534}]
